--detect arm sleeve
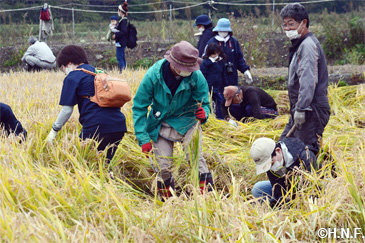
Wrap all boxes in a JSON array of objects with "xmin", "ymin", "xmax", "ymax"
[
  {"xmin": 234, "ymin": 39, "xmax": 250, "ymax": 74},
  {"xmin": 299, "ymin": 149, "xmax": 317, "ymax": 172},
  {"xmin": 132, "ymin": 72, "xmax": 154, "ymax": 146},
  {"xmin": 192, "ymin": 71, "xmax": 210, "ymax": 124},
  {"xmin": 59, "ymin": 76, "xmax": 79, "ymax": 106},
  {"xmin": 52, "ymin": 105, "xmax": 74, "ymax": 131},
  {"xmin": 296, "ymin": 41, "xmax": 318, "ymax": 111},
  {"xmin": 200, "ymin": 60, "xmax": 214, "ymax": 88},
  {"xmin": 21, "ymin": 46, "xmax": 36, "ymax": 61}
]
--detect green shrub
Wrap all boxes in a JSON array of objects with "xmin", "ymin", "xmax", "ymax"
[
  {"xmin": 131, "ymin": 57, "xmax": 156, "ymax": 69},
  {"xmin": 3, "ymin": 49, "xmax": 24, "ymax": 67}
]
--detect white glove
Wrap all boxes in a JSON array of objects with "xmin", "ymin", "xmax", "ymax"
[
  {"xmin": 244, "ymin": 70, "xmax": 253, "ymax": 84},
  {"xmin": 111, "ymin": 28, "xmax": 119, "ymax": 33},
  {"xmin": 294, "ymin": 111, "xmax": 305, "ymax": 127},
  {"xmin": 47, "ymin": 129, "xmax": 58, "ymax": 144},
  {"xmin": 228, "ymin": 119, "xmax": 238, "ymax": 127}
]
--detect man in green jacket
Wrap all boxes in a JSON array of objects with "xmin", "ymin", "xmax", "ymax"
[{"xmin": 132, "ymin": 41, "xmax": 213, "ymax": 199}]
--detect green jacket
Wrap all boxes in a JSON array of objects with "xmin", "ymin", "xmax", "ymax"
[{"xmin": 132, "ymin": 59, "xmax": 210, "ymax": 146}]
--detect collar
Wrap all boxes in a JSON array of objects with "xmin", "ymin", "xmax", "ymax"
[{"xmin": 279, "ymin": 142, "xmax": 294, "ymax": 168}]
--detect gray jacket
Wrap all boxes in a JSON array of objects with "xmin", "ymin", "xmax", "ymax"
[{"xmin": 288, "ymin": 32, "xmax": 330, "ymax": 112}]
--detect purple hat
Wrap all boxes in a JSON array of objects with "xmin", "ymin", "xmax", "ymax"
[
  {"xmin": 164, "ymin": 41, "xmax": 201, "ymax": 72},
  {"xmin": 110, "ymin": 16, "xmax": 118, "ymax": 21}
]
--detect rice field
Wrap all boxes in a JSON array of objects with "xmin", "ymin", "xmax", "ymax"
[{"xmin": 0, "ymin": 68, "xmax": 365, "ymax": 242}]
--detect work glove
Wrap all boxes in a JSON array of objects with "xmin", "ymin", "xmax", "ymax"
[
  {"xmin": 244, "ymin": 70, "xmax": 253, "ymax": 84},
  {"xmin": 228, "ymin": 119, "xmax": 238, "ymax": 127},
  {"xmin": 142, "ymin": 142, "xmax": 152, "ymax": 158},
  {"xmin": 46, "ymin": 129, "xmax": 58, "ymax": 144},
  {"xmin": 195, "ymin": 107, "xmax": 206, "ymax": 122},
  {"xmin": 294, "ymin": 110, "xmax": 306, "ymax": 127}
]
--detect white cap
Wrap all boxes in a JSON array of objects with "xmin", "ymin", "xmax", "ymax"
[{"xmin": 250, "ymin": 137, "xmax": 276, "ymax": 175}]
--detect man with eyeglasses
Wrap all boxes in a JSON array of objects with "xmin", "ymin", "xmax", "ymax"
[
  {"xmin": 279, "ymin": 3, "xmax": 330, "ymax": 153},
  {"xmin": 221, "ymin": 85, "xmax": 278, "ymax": 125}
]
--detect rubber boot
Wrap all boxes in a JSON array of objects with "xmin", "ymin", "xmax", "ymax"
[
  {"xmin": 199, "ymin": 172, "xmax": 214, "ymax": 194},
  {"xmin": 157, "ymin": 177, "xmax": 175, "ymax": 200}
]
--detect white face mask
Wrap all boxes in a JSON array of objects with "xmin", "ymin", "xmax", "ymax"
[
  {"xmin": 218, "ymin": 31, "xmax": 229, "ymax": 38},
  {"xmin": 65, "ymin": 67, "xmax": 73, "ymax": 75},
  {"xmin": 209, "ymin": 55, "xmax": 219, "ymax": 62},
  {"xmin": 198, "ymin": 27, "xmax": 205, "ymax": 32},
  {"xmin": 271, "ymin": 158, "xmax": 284, "ymax": 172},
  {"xmin": 285, "ymin": 21, "xmax": 303, "ymax": 40}
]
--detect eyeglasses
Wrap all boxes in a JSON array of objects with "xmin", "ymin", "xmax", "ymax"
[{"xmin": 281, "ymin": 21, "xmax": 299, "ymax": 28}]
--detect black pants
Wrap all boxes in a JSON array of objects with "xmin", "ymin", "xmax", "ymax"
[{"xmin": 81, "ymin": 131, "xmax": 125, "ymax": 163}]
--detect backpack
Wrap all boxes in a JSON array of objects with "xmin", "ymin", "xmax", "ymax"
[
  {"xmin": 127, "ymin": 21, "xmax": 137, "ymax": 49},
  {"xmin": 76, "ymin": 68, "xmax": 132, "ymax": 108},
  {"xmin": 40, "ymin": 7, "xmax": 50, "ymax": 21}
]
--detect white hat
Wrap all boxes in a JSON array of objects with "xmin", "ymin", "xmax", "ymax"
[{"xmin": 250, "ymin": 137, "xmax": 276, "ymax": 175}]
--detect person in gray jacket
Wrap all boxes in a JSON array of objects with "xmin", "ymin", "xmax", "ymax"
[
  {"xmin": 278, "ymin": 3, "xmax": 330, "ymax": 152},
  {"xmin": 21, "ymin": 36, "xmax": 56, "ymax": 71}
]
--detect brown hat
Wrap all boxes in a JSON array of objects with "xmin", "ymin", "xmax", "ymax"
[
  {"xmin": 164, "ymin": 41, "xmax": 201, "ymax": 72},
  {"xmin": 223, "ymin": 86, "xmax": 239, "ymax": 107}
]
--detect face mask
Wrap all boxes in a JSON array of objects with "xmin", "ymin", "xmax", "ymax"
[
  {"xmin": 209, "ymin": 55, "xmax": 219, "ymax": 62},
  {"xmin": 198, "ymin": 27, "xmax": 205, "ymax": 32},
  {"xmin": 285, "ymin": 21, "xmax": 303, "ymax": 40},
  {"xmin": 178, "ymin": 70, "xmax": 192, "ymax": 77},
  {"xmin": 271, "ymin": 158, "xmax": 284, "ymax": 172},
  {"xmin": 218, "ymin": 31, "xmax": 229, "ymax": 38},
  {"xmin": 172, "ymin": 65, "xmax": 192, "ymax": 77},
  {"xmin": 65, "ymin": 67, "xmax": 73, "ymax": 75}
]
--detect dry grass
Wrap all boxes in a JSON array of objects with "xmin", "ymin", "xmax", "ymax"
[{"xmin": 0, "ymin": 68, "xmax": 364, "ymax": 242}]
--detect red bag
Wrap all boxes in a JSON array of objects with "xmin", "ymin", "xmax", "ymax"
[{"xmin": 40, "ymin": 7, "xmax": 50, "ymax": 21}]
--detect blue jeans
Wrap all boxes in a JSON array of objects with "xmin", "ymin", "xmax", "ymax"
[
  {"xmin": 116, "ymin": 46, "xmax": 126, "ymax": 71},
  {"xmin": 252, "ymin": 180, "xmax": 275, "ymax": 203}
]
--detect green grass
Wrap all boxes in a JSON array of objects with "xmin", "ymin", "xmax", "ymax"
[{"xmin": 0, "ymin": 69, "xmax": 364, "ymax": 241}]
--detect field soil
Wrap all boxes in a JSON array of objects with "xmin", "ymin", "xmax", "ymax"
[{"xmin": 1, "ymin": 40, "xmax": 364, "ymax": 89}]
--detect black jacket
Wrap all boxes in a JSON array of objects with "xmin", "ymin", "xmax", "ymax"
[
  {"xmin": 221, "ymin": 85, "xmax": 277, "ymax": 119},
  {"xmin": 197, "ymin": 28, "xmax": 214, "ymax": 57},
  {"xmin": 267, "ymin": 137, "xmax": 317, "ymax": 201},
  {"xmin": 115, "ymin": 17, "xmax": 128, "ymax": 47}
]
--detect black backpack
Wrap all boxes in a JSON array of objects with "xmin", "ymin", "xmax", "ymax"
[{"xmin": 127, "ymin": 21, "xmax": 137, "ymax": 49}]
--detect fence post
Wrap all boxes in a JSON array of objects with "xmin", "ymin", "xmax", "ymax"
[
  {"xmin": 72, "ymin": 4, "xmax": 75, "ymax": 39},
  {"xmin": 169, "ymin": 1, "xmax": 172, "ymax": 42},
  {"xmin": 272, "ymin": 0, "xmax": 275, "ymax": 27}
]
